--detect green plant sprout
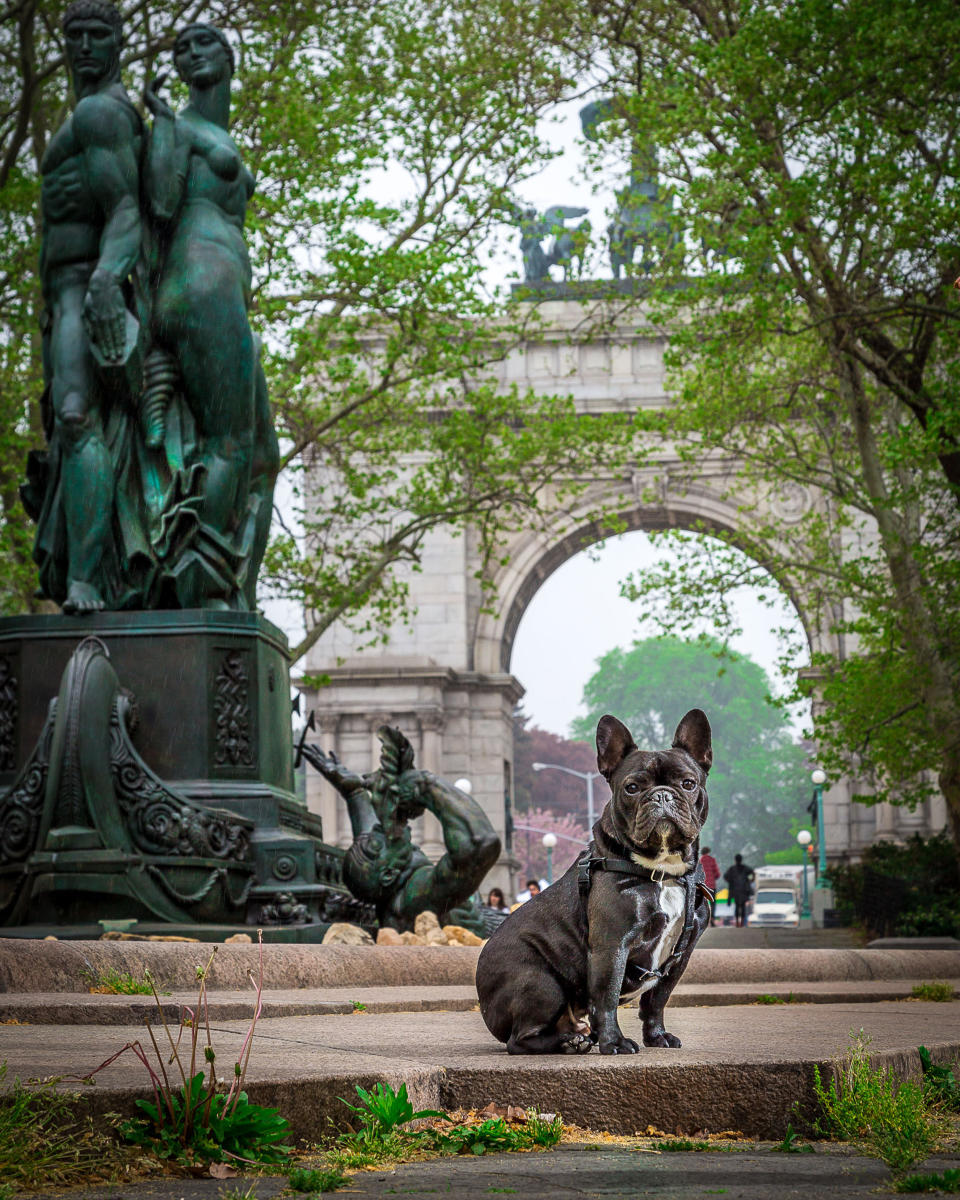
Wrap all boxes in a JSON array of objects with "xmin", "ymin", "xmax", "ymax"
[
  {"xmin": 895, "ymin": 1168, "xmax": 960, "ymax": 1193},
  {"xmin": 911, "ymin": 982, "xmax": 956, "ymax": 1002},
  {"xmin": 771, "ymin": 1123, "xmax": 814, "ymax": 1154},
  {"xmin": 71, "ymin": 931, "xmax": 290, "ymax": 1167},
  {"xmin": 83, "ymin": 967, "xmax": 156, "ymax": 995},
  {"xmin": 812, "ymin": 1031, "xmax": 940, "ymax": 1170}
]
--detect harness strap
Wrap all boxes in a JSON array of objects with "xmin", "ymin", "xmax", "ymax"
[
  {"xmin": 577, "ymin": 852, "xmax": 711, "ymax": 984},
  {"xmin": 577, "ymin": 853, "xmax": 657, "ymax": 896}
]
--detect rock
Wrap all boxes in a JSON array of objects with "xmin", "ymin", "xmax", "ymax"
[
  {"xmin": 413, "ymin": 911, "xmax": 442, "ymax": 938},
  {"xmin": 43, "ymin": 935, "xmax": 58, "ymax": 941},
  {"xmin": 442, "ymin": 925, "xmax": 484, "ymax": 947},
  {"xmin": 376, "ymin": 927, "xmax": 404, "ymax": 946},
  {"xmin": 400, "ymin": 931, "xmax": 427, "ymax": 945},
  {"xmin": 322, "ymin": 922, "xmax": 375, "ymax": 946},
  {"xmin": 224, "ymin": 933, "xmax": 253, "ymax": 944}
]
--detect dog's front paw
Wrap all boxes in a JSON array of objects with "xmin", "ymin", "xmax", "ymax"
[
  {"xmin": 643, "ymin": 1027, "xmax": 681, "ymax": 1048},
  {"xmin": 560, "ymin": 1033, "xmax": 593, "ymax": 1054},
  {"xmin": 598, "ymin": 1035, "xmax": 639, "ymax": 1055}
]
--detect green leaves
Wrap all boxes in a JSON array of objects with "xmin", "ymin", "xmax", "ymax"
[
  {"xmin": 341, "ymin": 1081, "xmax": 446, "ymax": 1138},
  {"xmin": 121, "ymin": 1073, "xmax": 291, "ymax": 1165},
  {"xmin": 565, "ymin": 0, "xmax": 960, "ymax": 852}
]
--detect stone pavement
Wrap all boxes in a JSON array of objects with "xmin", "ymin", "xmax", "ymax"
[
  {"xmin": 21, "ymin": 1144, "xmax": 960, "ymax": 1200},
  {"xmin": 3, "ymin": 999, "xmax": 960, "ymax": 1140},
  {"xmin": 3, "ymin": 937, "xmax": 960, "ymax": 1198}
]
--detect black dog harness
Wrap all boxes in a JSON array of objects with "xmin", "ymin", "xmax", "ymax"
[{"xmin": 577, "ymin": 853, "xmax": 713, "ymax": 985}]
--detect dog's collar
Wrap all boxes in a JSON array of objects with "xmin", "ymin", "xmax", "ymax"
[{"xmin": 577, "ymin": 852, "xmax": 712, "ymax": 899}]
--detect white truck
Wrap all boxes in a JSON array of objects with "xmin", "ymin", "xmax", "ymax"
[{"xmin": 747, "ymin": 875, "xmax": 801, "ymax": 927}]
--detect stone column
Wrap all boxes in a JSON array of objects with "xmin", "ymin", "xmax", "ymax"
[
  {"xmin": 315, "ymin": 712, "xmax": 341, "ymax": 847},
  {"xmin": 874, "ymin": 801, "xmax": 898, "ymax": 842},
  {"xmin": 419, "ymin": 709, "xmax": 446, "ymax": 861}
]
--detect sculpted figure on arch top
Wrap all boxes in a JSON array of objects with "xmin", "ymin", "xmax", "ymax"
[{"xmin": 22, "ymin": 1, "xmax": 278, "ymax": 616}]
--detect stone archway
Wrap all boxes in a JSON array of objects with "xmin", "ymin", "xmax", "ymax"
[{"xmin": 301, "ymin": 299, "xmax": 947, "ymax": 891}]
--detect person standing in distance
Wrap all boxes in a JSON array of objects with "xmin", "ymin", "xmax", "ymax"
[
  {"xmin": 723, "ymin": 854, "xmax": 756, "ymax": 928},
  {"xmin": 699, "ymin": 845, "xmax": 721, "ymax": 926}
]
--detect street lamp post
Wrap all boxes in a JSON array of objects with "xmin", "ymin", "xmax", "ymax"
[
  {"xmin": 811, "ymin": 768, "xmax": 829, "ymax": 887},
  {"xmin": 796, "ymin": 829, "xmax": 812, "ymax": 918},
  {"xmin": 542, "ymin": 832, "xmax": 558, "ymax": 885},
  {"xmin": 532, "ymin": 762, "xmax": 603, "ymax": 832}
]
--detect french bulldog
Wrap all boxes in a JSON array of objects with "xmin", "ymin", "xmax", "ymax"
[{"xmin": 476, "ymin": 709, "xmax": 713, "ymax": 1054}]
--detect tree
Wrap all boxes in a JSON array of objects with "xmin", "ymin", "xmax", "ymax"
[
  {"xmin": 570, "ymin": 636, "xmax": 808, "ymax": 867},
  {"xmin": 555, "ymin": 0, "xmax": 960, "ymax": 861},
  {"xmin": 511, "ymin": 706, "xmax": 610, "ymax": 824},
  {"xmin": 0, "ymin": 1, "xmax": 640, "ymax": 650},
  {"xmin": 511, "ymin": 806, "xmax": 590, "ymax": 888}
]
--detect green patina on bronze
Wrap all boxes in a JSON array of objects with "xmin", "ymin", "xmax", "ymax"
[
  {"xmin": 301, "ymin": 727, "xmax": 501, "ymax": 933},
  {"xmin": 0, "ymin": 6, "xmax": 359, "ymax": 940},
  {"xmin": 22, "ymin": 1, "xmax": 278, "ymax": 615}
]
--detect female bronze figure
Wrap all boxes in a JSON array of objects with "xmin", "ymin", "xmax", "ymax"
[{"xmin": 143, "ymin": 24, "xmax": 277, "ymax": 610}]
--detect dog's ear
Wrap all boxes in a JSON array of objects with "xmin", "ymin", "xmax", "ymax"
[
  {"xmin": 596, "ymin": 715, "xmax": 637, "ymax": 780},
  {"xmin": 672, "ymin": 709, "xmax": 713, "ymax": 774}
]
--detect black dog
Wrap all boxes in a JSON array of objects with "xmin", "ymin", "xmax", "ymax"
[{"xmin": 476, "ymin": 709, "xmax": 713, "ymax": 1054}]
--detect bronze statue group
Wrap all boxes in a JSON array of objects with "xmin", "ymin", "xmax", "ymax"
[{"xmin": 28, "ymin": 1, "xmax": 278, "ymax": 616}]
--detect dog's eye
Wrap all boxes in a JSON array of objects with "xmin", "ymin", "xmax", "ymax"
[
  {"xmin": 681, "ymin": 778, "xmax": 697, "ymax": 791},
  {"xmin": 624, "ymin": 781, "xmax": 641, "ymax": 794}
]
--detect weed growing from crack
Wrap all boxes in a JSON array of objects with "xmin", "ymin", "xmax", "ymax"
[
  {"xmin": 910, "ymin": 982, "xmax": 956, "ymax": 1003},
  {"xmin": 0, "ymin": 1062, "xmax": 150, "ymax": 1189},
  {"xmin": 895, "ymin": 1168, "xmax": 960, "ymax": 1193},
  {"xmin": 83, "ymin": 967, "xmax": 160, "ymax": 995},
  {"xmin": 812, "ymin": 1031, "xmax": 942, "ymax": 1170}
]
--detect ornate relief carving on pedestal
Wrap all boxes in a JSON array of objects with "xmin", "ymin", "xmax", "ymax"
[
  {"xmin": 0, "ymin": 656, "xmax": 16, "ymax": 772},
  {"xmin": 213, "ymin": 650, "xmax": 254, "ymax": 768}
]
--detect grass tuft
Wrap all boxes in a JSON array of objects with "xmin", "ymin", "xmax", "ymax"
[
  {"xmin": 659, "ymin": 1138, "xmax": 712, "ymax": 1151},
  {"xmin": 813, "ymin": 1031, "xmax": 941, "ymax": 1170},
  {"xmin": 84, "ymin": 967, "xmax": 157, "ymax": 995},
  {"xmin": 895, "ymin": 1168, "xmax": 960, "ymax": 1193},
  {"xmin": 288, "ymin": 1164, "xmax": 350, "ymax": 1192},
  {"xmin": 911, "ymin": 982, "xmax": 956, "ymax": 1003},
  {"xmin": 771, "ymin": 1123, "xmax": 815, "ymax": 1153},
  {"xmin": 0, "ymin": 1062, "xmax": 149, "ymax": 1189}
]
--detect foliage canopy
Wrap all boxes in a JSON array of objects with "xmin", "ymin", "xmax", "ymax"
[{"xmin": 558, "ymin": 0, "xmax": 960, "ymax": 857}]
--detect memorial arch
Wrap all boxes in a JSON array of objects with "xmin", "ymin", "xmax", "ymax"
[{"xmin": 301, "ymin": 300, "xmax": 948, "ymax": 890}]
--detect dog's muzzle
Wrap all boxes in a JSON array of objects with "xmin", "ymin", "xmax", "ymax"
[{"xmin": 633, "ymin": 788, "xmax": 700, "ymax": 844}]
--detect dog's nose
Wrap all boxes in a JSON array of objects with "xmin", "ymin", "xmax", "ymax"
[{"xmin": 649, "ymin": 788, "xmax": 676, "ymax": 807}]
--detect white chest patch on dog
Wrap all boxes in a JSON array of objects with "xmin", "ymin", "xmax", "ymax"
[{"xmin": 621, "ymin": 879, "xmax": 687, "ymax": 1002}]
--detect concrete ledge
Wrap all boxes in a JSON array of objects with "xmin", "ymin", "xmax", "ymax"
[
  {"xmin": 0, "ymin": 938, "xmax": 481, "ymax": 993},
  {"xmin": 3, "ymin": 939, "xmax": 960, "ymax": 994},
  {"xmin": 1, "ymin": 1003, "xmax": 957, "ymax": 1140},
  {"xmin": 1, "ymin": 979, "xmax": 954, "ymax": 1025},
  {"xmin": 684, "ymin": 948, "xmax": 960, "ymax": 983}
]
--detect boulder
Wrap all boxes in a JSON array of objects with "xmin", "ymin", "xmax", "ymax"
[
  {"xmin": 442, "ymin": 924, "xmax": 484, "ymax": 947},
  {"xmin": 224, "ymin": 933, "xmax": 253, "ymax": 944},
  {"xmin": 376, "ymin": 927, "xmax": 404, "ymax": 946},
  {"xmin": 413, "ymin": 912, "xmax": 453, "ymax": 945},
  {"xmin": 400, "ymin": 931, "xmax": 427, "ymax": 945},
  {"xmin": 322, "ymin": 923, "xmax": 375, "ymax": 946}
]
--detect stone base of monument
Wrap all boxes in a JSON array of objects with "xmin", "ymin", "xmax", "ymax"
[{"xmin": 0, "ymin": 612, "xmax": 373, "ymax": 939}]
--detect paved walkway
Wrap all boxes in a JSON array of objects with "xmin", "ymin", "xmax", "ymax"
[{"xmin": 24, "ymin": 1144, "xmax": 960, "ymax": 1199}]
